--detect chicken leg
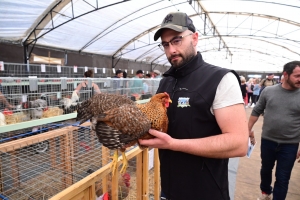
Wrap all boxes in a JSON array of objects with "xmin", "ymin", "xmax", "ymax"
[
  {"xmin": 110, "ymin": 150, "xmax": 119, "ymax": 176},
  {"xmin": 120, "ymin": 151, "xmax": 128, "ymax": 174}
]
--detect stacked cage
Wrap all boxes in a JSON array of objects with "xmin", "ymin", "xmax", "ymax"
[
  {"xmin": 1, "ymin": 63, "xmax": 113, "ymax": 78},
  {"xmin": 0, "ymin": 77, "xmax": 161, "ymax": 199}
]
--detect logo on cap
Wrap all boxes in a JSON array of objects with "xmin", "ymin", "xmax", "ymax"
[{"xmin": 163, "ymin": 14, "xmax": 173, "ymax": 24}]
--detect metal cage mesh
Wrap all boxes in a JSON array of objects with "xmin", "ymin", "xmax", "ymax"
[{"xmin": 0, "ymin": 123, "xmax": 157, "ymax": 200}]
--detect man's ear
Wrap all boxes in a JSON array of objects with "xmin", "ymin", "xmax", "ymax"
[{"xmin": 192, "ymin": 32, "xmax": 198, "ymax": 47}]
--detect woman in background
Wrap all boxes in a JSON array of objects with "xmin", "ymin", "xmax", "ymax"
[
  {"xmin": 246, "ymin": 78, "xmax": 255, "ymax": 108},
  {"xmin": 252, "ymin": 79, "xmax": 261, "ymax": 107},
  {"xmin": 240, "ymin": 76, "xmax": 247, "ymax": 107},
  {"xmin": 75, "ymin": 69, "xmax": 100, "ymax": 100}
]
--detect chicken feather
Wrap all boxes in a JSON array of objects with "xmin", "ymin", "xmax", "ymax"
[{"xmin": 94, "ymin": 104, "xmax": 151, "ymax": 151}]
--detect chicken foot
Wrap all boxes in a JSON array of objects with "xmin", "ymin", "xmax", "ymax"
[
  {"xmin": 110, "ymin": 150, "xmax": 119, "ymax": 176},
  {"xmin": 120, "ymin": 152, "xmax": 128, "ymax": 174}
]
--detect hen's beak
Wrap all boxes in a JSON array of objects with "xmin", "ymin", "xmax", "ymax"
[{"xmin": 169, "ymin": 99, "xmax": 172, "ymax": 103}]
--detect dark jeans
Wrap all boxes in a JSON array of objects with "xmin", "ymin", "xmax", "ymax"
[
  {"xmin": 247, "ymin": 92, "xmax": 254, "ymax": 105},
  {"xmin": 260, "ymin": 138, "xmax": 299, "ymax": 200},
  {"xmin": 253, "ymin": 94, "xmax": 258, "ymax": 104},
  {"xmin": 161, "ymin": 191, "xmax": 168, "ymax": 200}
]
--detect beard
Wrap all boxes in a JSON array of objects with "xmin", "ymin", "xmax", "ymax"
[
  {"xmin": 167, "ymin": 42, "xmax": 195, "ymax": 68},
  {"xmin": 287, "ymin": 76, "xmax": 300, "ymax": 89}
]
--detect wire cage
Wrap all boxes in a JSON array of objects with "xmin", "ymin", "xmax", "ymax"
[
  {"xmin": 0, "ymin": 77, "xmax": 160, "ymax": 125},
  {"xmin": 0, "ymin": 122, "xmax": 159, "ymax": 200},
  {"xmin": 0, "ymin": 63, "xmax": 112, "ymax": 78}
]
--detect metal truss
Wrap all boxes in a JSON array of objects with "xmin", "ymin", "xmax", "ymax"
[
  {"xmin": 201, "ymin": 47, "xmax": 293, "ymax": 60},
  {"xmin": 189, "ymin": 0, "xmax": 233, "ymax": 57},
  {"xmin": 22, "ymin": 0, "xmax": 130, "ymax": 63},
  {"xmin": 152, "ymin": 48, "xmax": 285, "ymax": 69},
  {"xmin": 80, "ymin": 0, "xmax": 167, "ymax": 53},
  {"xmin": 21, "ymin": 0, "xmax": 300, "ymax": 69},
  {"xmin": 111, "ymin": 1, "xmax": 189, "ymax": 68},
  {"xmin": 198, "ymin": 36, "xmax": 300, "ymax": 57},
  {"xmin": 120, "ymin": 3, "xmax": 300, "ymax": 66}
]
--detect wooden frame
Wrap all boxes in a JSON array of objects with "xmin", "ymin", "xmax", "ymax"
[{"xmin": 0, "ymin": 121, "xmax": 161, "ymax": 200}]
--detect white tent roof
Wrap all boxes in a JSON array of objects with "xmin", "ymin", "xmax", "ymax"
[{"xmin": 1, "ymin": 0, "xmax": 299, "ymax": 72}]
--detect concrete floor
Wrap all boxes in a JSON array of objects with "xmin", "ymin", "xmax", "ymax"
[{"xmin": 234, "ymin": 108, "xmax": 300, "ymax": 200}]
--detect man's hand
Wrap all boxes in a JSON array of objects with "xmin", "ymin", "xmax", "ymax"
[
  {"xmin": 249, "ymin": 130, "xmax": 256, "ymax": 145},
  {"xmin": 139, "ymin": 129, "xmax": 174, "ymax": 149},
  {"xmin": 297, "ymin": 150, "xmax": 300, "ymax": 163}
]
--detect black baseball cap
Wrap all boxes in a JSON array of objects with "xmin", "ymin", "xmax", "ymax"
[{"xmin": 154, "ymin": 12, "xmax": 196, "ymax": 41}]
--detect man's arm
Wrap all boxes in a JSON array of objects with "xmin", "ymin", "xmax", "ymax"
[
  {"xmin": 139, "ymin": 103, "xmax": 248, "ymax": 158},
  {"xmin": 0, "ymin": 91, "xmax": 13, "ymax": 109},
  {"xmin": 248, "ymin": 115, "xmax": 259, "ymax": 144}
]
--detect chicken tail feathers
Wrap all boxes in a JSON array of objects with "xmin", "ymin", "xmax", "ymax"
[
  {"xmin": 95, "ymin": 121, "xmax": 139, "ymax": 150},
  {"xmin": 76, "ymin": 99, "xmax": 93, "ymax": 124}
]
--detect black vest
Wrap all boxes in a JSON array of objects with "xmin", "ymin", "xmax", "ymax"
[{"xmin": 157, "ymin": 52, "xmax": 240, "ymax": 200}]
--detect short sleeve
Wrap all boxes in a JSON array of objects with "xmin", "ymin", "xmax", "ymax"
[{"xmin": 212, "ymin": 72, "xmax": 244, "ymax": 111}]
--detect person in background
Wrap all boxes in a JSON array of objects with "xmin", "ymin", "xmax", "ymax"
[
  {"xmin": 252, "ymin": 78, "xmax": 260, "ymax": 107},
  {"xmin": 139, "ymin": 11, "xmax": 248, "ymax": 200},
  {"xmin": 152, "ymin": 70, "xmax": 162, "ymax": 93},
  {"xmin": 114, "ymin": 69, "xmax": 123, "ymax": 78},
  {"xmin": 75, "ymin": 69, "xmax": 101, "ymax": 100},
  {"xmin": 153, "ymin": 70, "xmax": 162, "ymax": 78},
  {"xmin": 123, "ymin": 71, "xmax": 127, "ymax": 78},
  {"xmin": 113, "ymin": 69, "xmax": 123, "ymax": 94},
  {"xmin": 0, "ymin": 91, "xmax": 14, "ymax": 110},
  {"xmin": 257, "ymin": 73, "xmax": 276, "ymax": 101},
  {"xmin": 280, "ymin": 75, "xmax": 284, "ymax": 84},
  {"xmin": 143, "ymin": 73, "xmax": 152, "ymax": 94},
  {"xmin": 240, "ymin": 76, "xmax": 248, "ymax": 106},
  {"xmin": 122, "ymin": 71, "xmax": 129, "ymax": 96},
  {"xmin": 249, "ymin": 61, "xmax": 300, "ymax": 200},
  {"xmin": 130, "ymin": 70, "xmax": 144, "ymax": 99},
  {"xmin": 246, "ymin": 78, "xmax": 255, "ymax": 108}
]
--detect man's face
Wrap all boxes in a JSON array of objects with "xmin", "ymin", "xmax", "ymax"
[
  {"xmin": 267, "ymin": 74, "xmax": 274, "ymax": 79},
  {"xmin": 285, "ymin": 66, "xmax": 300, "ymax": 89},
  {"xmin": 160, "ymin": 29, "xmax": 198, "ymax": 68},
  {"xmin": 117, "ymin": 73, "xmax": 123, "ymax": 78},
  {"xmin": 137, "ymin": 73, "xmax": 143, "ymax": 78}
]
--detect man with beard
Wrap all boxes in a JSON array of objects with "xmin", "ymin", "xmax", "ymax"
[
  {"xmin": 248, "ymin": 61, "xmax": 300, "ymax": 200},
  {"xmin": 139, "ymin": 12, "xmax": 248, "ymax": 200}
]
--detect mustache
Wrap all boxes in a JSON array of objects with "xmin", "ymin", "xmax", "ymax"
[{"xmin": 169, "ymin": 54, "xmax": 181, "ymax": 59}]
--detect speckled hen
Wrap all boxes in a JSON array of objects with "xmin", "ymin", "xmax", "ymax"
[{"xmin": 76, "ymin": 93, "xmax": 171, "ymax": 175}]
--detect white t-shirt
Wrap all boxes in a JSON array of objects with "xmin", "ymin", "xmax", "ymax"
[{"xmin": 211, "ymin": 72, "xmax": 243, "ymax": 115}]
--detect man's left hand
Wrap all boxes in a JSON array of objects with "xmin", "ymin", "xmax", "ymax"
[{"xmin": 139, "ymin": 129, "xmax": 174, "ymax": 149}]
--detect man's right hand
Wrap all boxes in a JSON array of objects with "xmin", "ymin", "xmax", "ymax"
[{"xmin": 249, "ymin": 130, "xmax": 256, "ymax": 145}]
